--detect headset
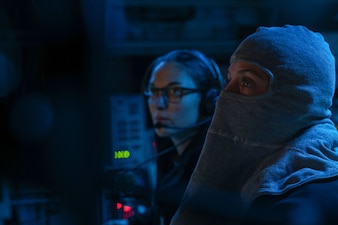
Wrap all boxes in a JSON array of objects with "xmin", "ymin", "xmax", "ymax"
[{"xmin": 141, "ymin": 49, "xmax": 226, "ymax": 128}]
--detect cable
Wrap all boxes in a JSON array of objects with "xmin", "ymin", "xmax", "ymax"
[{"xmin": 115, "ymin": 134, "xmax": 195, "ymax": 175}]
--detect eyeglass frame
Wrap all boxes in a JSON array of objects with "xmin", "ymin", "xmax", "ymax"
[{"xmin": 143, "ymin": 84, "xmax": 204, "ymax": 103}]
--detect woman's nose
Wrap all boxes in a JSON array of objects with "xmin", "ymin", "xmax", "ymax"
[{"xmin": 153, "ymin": 95, "xmax": 168, "ymax": 109}]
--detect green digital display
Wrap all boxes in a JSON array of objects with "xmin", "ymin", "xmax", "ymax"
[{"xmin": 114, "ymin": 150, "xmax": 131, "ymax": 159}]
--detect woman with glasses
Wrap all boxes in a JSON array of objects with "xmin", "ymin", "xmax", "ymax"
[{"xmin": 128, "ymin": 49, "xmax": 225, "ymax": 225}]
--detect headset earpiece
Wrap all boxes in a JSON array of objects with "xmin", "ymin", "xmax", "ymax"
[
  {"xmin": 202, "ymin": 88, "xmax": 220, "ymax": 116},
  {"xmin": 195, "ymin": 56, "xmax": 224, "ymax": 117}
]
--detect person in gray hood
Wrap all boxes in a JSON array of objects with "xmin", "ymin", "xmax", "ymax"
[{"xmin": 169, "ymin": 25, "xmax": 338, "ymax": 225}]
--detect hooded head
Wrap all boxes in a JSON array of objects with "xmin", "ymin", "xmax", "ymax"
[
  {"xmin": 170, "ymin": 26, "xmax": 338, "ymax": 224},
  {"xmin": 217, "ymin": 25, "xmax": 336, "ymax": 145}
]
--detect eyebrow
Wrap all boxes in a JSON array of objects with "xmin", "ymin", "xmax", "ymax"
[
  {"xmin": 238, "ymin": 69, "xmax": 269, "ymax": 80},
  {"xmin": 149, "ymin": 81, "xmax": 181, "ymax": 87}
]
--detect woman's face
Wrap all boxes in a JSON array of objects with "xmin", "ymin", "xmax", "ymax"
[
  {"xmin": 226, "ymin": 62, "xmax": 270, "ymax": 96},
  {"xmin": 147, "ymin": 62, "xmax": 202, "ymax": 138}
]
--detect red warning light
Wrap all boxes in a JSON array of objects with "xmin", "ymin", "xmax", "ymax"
[
  {"xmin": 116, "ymin": 202, "xmax": 123, "ymax": 210},
  {"xmin": 115, "ymin": 201, "xmax": 135, "ymax": 219}
]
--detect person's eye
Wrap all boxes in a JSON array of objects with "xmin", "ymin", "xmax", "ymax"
[
  {"xmin": 168, "ymin": 87, "xmax": 183, "ymax": 97},
  {"xmin": 240, "ymin": 79, "xmax": 254, "ymax": 88},
  {"xmin": 148, "ymin": 87, "xmax": 160, "ymax": 96}
]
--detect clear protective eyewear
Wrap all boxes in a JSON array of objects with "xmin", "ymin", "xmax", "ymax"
[{"xmin": 144, "ymin": 85, "xmax": 203, "ymax": 103}]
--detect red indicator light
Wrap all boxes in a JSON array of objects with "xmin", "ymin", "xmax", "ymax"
[
  {"xmin": 123, "ymin": 205, "xmax": 133, "ymax": 212},
  {"xmin": 116, "ymin": 202, "xmax": 123, "ymax": 210}
]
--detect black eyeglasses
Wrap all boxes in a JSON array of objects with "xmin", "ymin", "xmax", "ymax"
[{"xmin": 144, "ymin": 85, "xmax": 203, "ymax": 103}]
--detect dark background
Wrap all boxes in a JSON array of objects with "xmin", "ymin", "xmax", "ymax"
[{"xmin": 0, "ymin": 0, "xmax": 337, "ymax": 224}]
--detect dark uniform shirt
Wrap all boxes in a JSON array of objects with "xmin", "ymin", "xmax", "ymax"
[{"xmin": 129, "ymin": 123, "xmax": 209, "ymax": 225}]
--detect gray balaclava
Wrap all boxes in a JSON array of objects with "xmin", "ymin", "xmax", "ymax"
[{"xmin": 171, "ymin": 25, "xmax": 338, "ymax": 225}]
